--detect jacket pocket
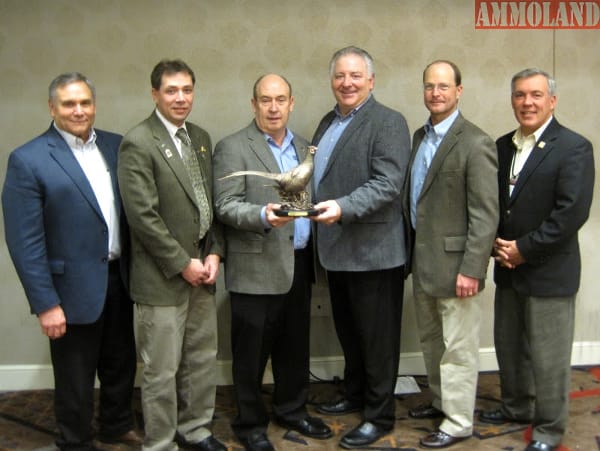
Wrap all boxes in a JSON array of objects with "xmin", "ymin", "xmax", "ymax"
[
  {"xmin": 444, "ymin": 236, "xmax": 466, "ymax": 252},
  {"xmin": 48, "ymin": 260, "xmax": 65, "ymax": 274},
  {"xmin": 227, "ymin": 239, "xmax": 263, "ymax": 254}
]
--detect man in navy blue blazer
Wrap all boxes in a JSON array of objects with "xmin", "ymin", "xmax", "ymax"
[
  {"xmin": 479, "ymin": 68, "xmax": 595, "ymax": 451},
  {"xmin": 2, "ymin": 73, "xmax": 140, "ymax": 450}
]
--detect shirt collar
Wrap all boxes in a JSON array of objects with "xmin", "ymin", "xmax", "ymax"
[
  {"xmin": 334, "ymin": 94, "xmax": 372, "ymax": 120},
  {"xmin": 155, "ymin": 108, "xmax": 187, "ymax": 138},
  {"xmin": 426, "ymin": 109, "xmax": 459, "ymax": 139},
  {"xmin": 512, "ymin": 115, "xmax": 553, "ymax": 149},
  {"xmin": 53, "ymin": 122, "xmax": 96, "ymax": 148},
  {"xmin": 264, "ymin": 128, "xmax": 294, "ymax": 149}
]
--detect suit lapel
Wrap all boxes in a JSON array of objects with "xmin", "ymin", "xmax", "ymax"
[
  {"xmin": 186, "ymin": 122, "xmax": 213, "ymax": 204},
  {"xmin": 418, "ymin": 115, "xmax": 463, "ymax": 200},
  {"xmin": 47, "ymin": 127, "xmax": 104, "ymax": 221},
  {"xmin": 295, "ymin": 139, "xmax": 307, "ymax": 166},
  {"xmin": 247, "ymin": 122, "xmax": 281, "ymax": 173},
  {"xmin": 497, "ymin": 137, "xmax": 514, "ymax": 209},
  {"xmin": 148, "ymin": 113, "xmax": 197, "ymax": 205},
  {"xmin": 319, "ymin": 97, "xmax": 374, "ymax": 181},
  {"xmin": 509, "ymin": 119, "xmax": 559, "ymax": 204}
]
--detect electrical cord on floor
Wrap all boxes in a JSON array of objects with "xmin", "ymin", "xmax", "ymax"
[{"xmin": 308, "ymin": 370, "xmax": 342, "ymax": 384}]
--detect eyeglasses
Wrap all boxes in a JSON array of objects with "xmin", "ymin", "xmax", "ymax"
[{"xmin": 423, "ymin": 83, "xmax": 454, "ymax": 92}]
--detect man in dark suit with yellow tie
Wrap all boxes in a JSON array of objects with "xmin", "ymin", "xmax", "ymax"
[
  {"xmin": 479, "ymin": 68, "xmax": 594, "ymax": 451},
  {"xmin": 118, "ymin": 59, "xmax": 225, "ymax": 451}
]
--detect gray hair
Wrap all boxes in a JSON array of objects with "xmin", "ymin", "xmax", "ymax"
[
  {"xmin": 48, "ymin": 72, "xmax": 96, "ymax": 103},
  {"xmin": 329, "ymin": 46, "xmax": 374, "ymax": 78},
  {"xmin": 511, "ymin": 68, "xmax": 556, "ymax": 96}
]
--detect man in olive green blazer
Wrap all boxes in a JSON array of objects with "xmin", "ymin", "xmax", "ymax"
[
  {"xmin": 403, "ymin": 61, "xmax": 498, "ymax": 449},
  {"xmin": 118, "ymin": 60, "xmax": 225, "ymax": 451}
]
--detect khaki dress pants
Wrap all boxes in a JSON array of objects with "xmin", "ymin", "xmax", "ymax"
[
  {"xmin": 413, "ymin": 276, "xmax": 482, "ymax": 437},
  {"xmin": 136, "ymin": 285, "xmax": 218, "ymax": 451}
]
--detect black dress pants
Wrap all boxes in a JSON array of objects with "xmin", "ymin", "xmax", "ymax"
[
  {"xmin": 327, "ymin": 266, "xmax": 404, "ymax": 429},
  {"xmin": 50, "ymin": 263, "xmax": 137, "ymax": 450},
  {"xmin": 230, "ymin": 248, "xmax": 312, "ymax": 439}
]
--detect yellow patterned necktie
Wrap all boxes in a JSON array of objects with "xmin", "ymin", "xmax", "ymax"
[{"xmin": 176, "ymin": 128, "xmax": 210, "ymax": 238}]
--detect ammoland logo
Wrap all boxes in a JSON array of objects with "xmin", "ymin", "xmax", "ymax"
[{"xmin": 475, "ymin": 0, "xmax": 600, "ymax": 28}]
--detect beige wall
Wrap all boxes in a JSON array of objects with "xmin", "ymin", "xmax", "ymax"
[{"xmin": 1, "ymin": 0, "xmax": 598, "ymax": 385}]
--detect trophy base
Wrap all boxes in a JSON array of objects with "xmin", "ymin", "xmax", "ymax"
[{"xmin": 274, "ymin": 208, "xmax": 322, "ymax": 217}]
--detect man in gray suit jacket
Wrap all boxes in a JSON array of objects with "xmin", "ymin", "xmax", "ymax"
[
  {"xmin": 118, "ymin": 60, "xmax": 225, "ymax": 451},
  {"xmin": 311, "ymin": 47, "xmax": 411, "ymax": 449},
  {"xmin": 404, "ymin": 61, "xmax": 498, "ymax": 449},
  {"xmin": 213, "ymin": 74, "xmax": 331, "ymax": 451}
]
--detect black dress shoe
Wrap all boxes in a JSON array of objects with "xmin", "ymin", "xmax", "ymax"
[
  {"xmin": 276, "ymin": 416, "xmax": 333, "ymax": 439},
  {"xmin": 339, "ymin": 421, "xmax": 391, "ymax": 449},
  {"xmin": 525, "ymin": 440, "xmax": 557, "ymax": 451},
  {"xmin": 408, "ymin": 404, "xmax": 444, "ymax": 419},
  {"xmin": 479, "ymin": 408, "xmax": 531, "ymax": 425},
  {"xmin": 238, "ymin": 431, "xmax": 274, "ymax": 451},
  {"xmin": 187, "ymin": 435, "xmax": 227, "ymax": 451},
  {"xmin": 419, "ymin": 430, "xmax": 470, "ymax": 448},
  {"xmin": 316, "ymin": 398, "xmax": 362, "ymax": 415}
]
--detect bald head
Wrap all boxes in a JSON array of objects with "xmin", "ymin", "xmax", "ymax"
[{"xmin": 251, "ymin": 73, "xmax": 295, "ymax": 144}]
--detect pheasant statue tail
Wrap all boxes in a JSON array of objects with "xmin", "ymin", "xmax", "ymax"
[{"xmin": 218, "ymin": 145, "xmax": 317, "ymax": 193}]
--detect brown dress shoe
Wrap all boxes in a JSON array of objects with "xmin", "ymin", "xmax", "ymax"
[
  {"xmin": 98, "ymin": 429, "xmax": 143, "ymax": 446},
  {"xmin": 420, "ymin": 430, "xmax": 470, "ymax": 448}
]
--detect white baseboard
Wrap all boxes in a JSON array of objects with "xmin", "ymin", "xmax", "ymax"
[{"xmin": 1, "ymin": 342, "xmax": 598, "ymax": 391}]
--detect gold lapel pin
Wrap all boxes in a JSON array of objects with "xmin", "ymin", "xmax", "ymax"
[
  {"xmin": 538, "ymin": 141, "xmax": 546, "ymax": 149},
  {"xmin": 165, "ymin": 148, "xmax": 173, "ymax": 158}
]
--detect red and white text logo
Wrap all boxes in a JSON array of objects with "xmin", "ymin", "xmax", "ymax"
[{"xmin": 475, "ymin": 0, "xmax": 600, "ymax": 29}]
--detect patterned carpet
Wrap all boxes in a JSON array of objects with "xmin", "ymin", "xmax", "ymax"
[{"xmin": 0, "ymin": 367, "xmax": 598, "ymax": 450}]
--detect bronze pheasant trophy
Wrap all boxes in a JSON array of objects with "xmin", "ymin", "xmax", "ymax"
[{"xmin": 219, "ymin": 145, "xmax": 319, "ymax": 216}]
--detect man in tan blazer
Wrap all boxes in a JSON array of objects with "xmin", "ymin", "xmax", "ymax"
[
  {"xmin": 403, "ymin": 60, "xmax": 498, "ymax": 449},
  {"xmin": 118, "ymin": 59, "xmax": 225, "ymax": 451}
]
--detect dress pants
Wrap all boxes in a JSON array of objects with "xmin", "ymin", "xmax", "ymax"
[
  {"xmin": 136, "ymin": 284, "xmax": 218, "ymax": 451},
  {"xmin": 326, "ymin": 266, "xmax": 404, "ymax": 429},
  {"xmin": 494, "ymin": 287, "xmax": 575, "ymax": 446},
  {"xmin": 50, "ymin": 262, "xmax": 137, "ymax": 451},
  {"xmin": 412, "ymin": 275, "xmax": 481, "ymax": 437},
  {"xmin": 230, "ymin": 248, "xmax": 311, "ymax": 439}
]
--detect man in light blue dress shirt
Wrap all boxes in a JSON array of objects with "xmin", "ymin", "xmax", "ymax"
[
  {"xmin": 213, "ymin": 74, "xmax": 332, "ymax": 451},
  {"xmin": 404, "ymin": 60, "xmax": 498, "ymax": 449}
]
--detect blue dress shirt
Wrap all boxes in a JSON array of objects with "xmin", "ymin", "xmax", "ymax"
[
  {"xmin": 410, "ymin": 109, "xmax": 460, "ymax": 229},
  {"xmin": 261, "ymin": 130, "xmax": 310, "ymax": 249},
  {"xmin": 313, "ymin": 98, "xmax": 371, "ymax": 192}
]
